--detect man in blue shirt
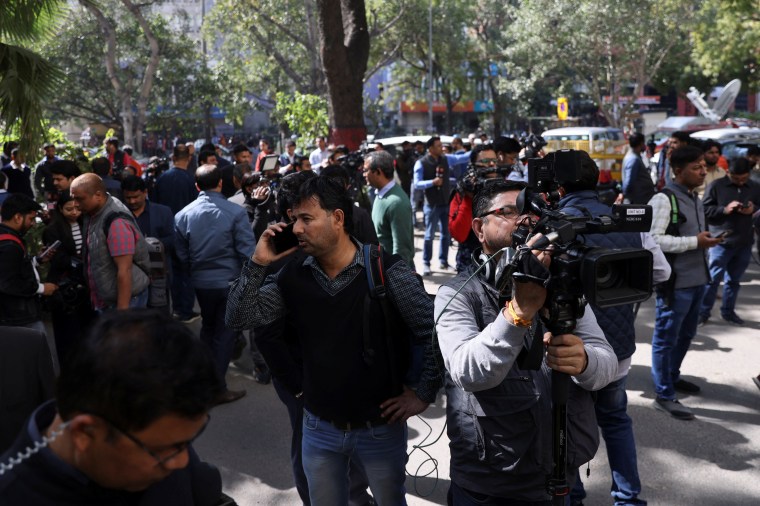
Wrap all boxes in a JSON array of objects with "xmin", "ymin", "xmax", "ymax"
[
  {"xmin": 412, "ymin": 136, "xmax": 470, "ymax": 275},
  {"xmin": 175, "ymin": 164, "xmax": 257, "ymax": 404},
  {"xmin": 622, "ymin": 133, "xmax": 655, "ymax": 205},
  {"xmin": 154, "ymin": 145, "xmax": 199, "ymax": 323}
]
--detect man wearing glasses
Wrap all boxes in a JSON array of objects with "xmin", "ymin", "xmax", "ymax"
[
  {"xmin": 434, "ymin": 179, "xmax": 617, "ymax": 504},
  {"xmin": 0, "ymin": 310, "xmax": 226, "ymax": 505}
]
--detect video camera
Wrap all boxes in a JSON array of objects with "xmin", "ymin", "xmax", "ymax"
[
  {"xmin": 337, "ymin": 150, "xmax": 365, "ymax": 175},
  {"xmin": 456, "ymin": 163, "xmax": 512, "ymax": 194},
  {"xmin": 505, "ymin": 150, "xmax": 653, "ymax": 328},
  {"xmin": 519, "ymin": 133, "xmax": 547, "ymax": 160}
]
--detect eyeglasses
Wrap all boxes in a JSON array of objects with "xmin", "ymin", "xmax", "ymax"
[
  {"xmin": 478, "ymin": 205, "xmax": 520, "ymax": 220},
  {"xmin": 475, "ymin": 158, "xmax": 499, "ymax": 165},
  {"xmin": 93, "ymin": 413, "xmax": 211, "ymax": 466}
]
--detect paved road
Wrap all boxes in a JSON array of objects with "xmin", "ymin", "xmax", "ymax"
[{"xmin": 193, "ymin": 231, "xmax": 760, "ymax": 505}]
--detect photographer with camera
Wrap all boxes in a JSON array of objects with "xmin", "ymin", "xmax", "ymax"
[
  {"xmin": 435, "ymin": 179, "xmax": 617, "ymax": 505},
  {"xmin": 648, "ymin": 145, "xmax": 722, "ymax": 420},
  {"xmin": 557, "ymin": 151, "xmax": 670, "ymax": 506},
  {"xmin": 449, "ymin": 144, "xmax": 505, "ymax": 273}
]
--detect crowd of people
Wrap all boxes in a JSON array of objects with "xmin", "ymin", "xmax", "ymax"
[{"xmin": 0, "ymin": 129, "xmax": 759, "ymax": 505}]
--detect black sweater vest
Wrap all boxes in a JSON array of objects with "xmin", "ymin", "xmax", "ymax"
[{"xmin": 277, "ymin": 257, "xmax": 405, "ymax": 422}]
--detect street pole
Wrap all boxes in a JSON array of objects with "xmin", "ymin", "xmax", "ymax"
[{"xmin": 428, "ymin": 0, "xmax": 434, "ymax": 134}]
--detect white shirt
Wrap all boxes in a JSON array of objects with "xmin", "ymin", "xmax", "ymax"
[{"xmin": 309, "ymin": 148, "xmax": 330, "ymax": 167}]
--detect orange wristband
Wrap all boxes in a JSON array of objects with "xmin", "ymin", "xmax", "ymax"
[{"xmin": 507, "ymin": 300, "xmax": 533, "ymax": 328}]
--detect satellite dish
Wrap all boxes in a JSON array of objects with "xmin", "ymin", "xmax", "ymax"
[
  {"xmin": 686, "ymin": 79, "xmax": 742, "ymax": 123},
  {"xmin": 712, "ymin": 79, "xmax": 742, "ymax": 119}
]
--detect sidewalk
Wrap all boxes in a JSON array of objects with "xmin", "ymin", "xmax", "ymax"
[{"xmin": 193, "ymin": 235, "xmax": 760, "ymax": 505}]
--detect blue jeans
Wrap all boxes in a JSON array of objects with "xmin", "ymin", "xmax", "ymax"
[
  {"xmin": 195, "ymin": 287, "xmax": 236, "ymax": 389},
  {"xmin": 273, "ymin": 382, "xmax": 373, "ymax": 506},
  {"xmin": 571, "ymin": 376, "xmax": 646, "ymax": 506},
  {"xmin": 651, "ymin": 286, "xmax": 703, "ymax": 400},
  {"xmin": 302, "ymin": 409, "xmax": 408, "ymax": 506},
  {"xmin": 423, "ymin": 203, "xmax": 450, "ymax": 266},
  {"xmin": 97, "ymin": 289, "xmax": 149, "ymax": 312},
  {"xmin": 699, "ymin": 243, "xmax": 752, "ymax": 317}
]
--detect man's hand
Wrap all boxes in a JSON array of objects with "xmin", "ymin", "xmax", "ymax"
[
  {"xmin": 724, "ymin": 201, "xmax": 743, "ymax": 214},
  {"xmin": 251, "ymin": 186, "xmax": 270, "ymax": 202},
  {"xmin": 738, "ymin": 202, "xmax": 754, "ymax": 215},
  {"xmin": 696, "ymin": 230, "xmax": 722, "ymax": 249},
  {"xmin": 509, "ymin": 233, "xmax": 552, "ymax": 321},
  {"xmin": 379, "ymin": 386, "xmax": 429, "ymax": 424},
  {"xmin": 42, "ymin": 283, "xmax": 58, "ymax": 296},
  {"xmin": 543, "ymin": 332, "xmax": 588, "ymax": 375},
  {"xmin": 432, "ymin": 176, "xmax": 443, "ymax": 187},
  {"xmin": 251, "ymin": 222, "xmax": 298, "ymax": 266}
]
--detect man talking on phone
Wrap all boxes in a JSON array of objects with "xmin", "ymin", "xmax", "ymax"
[
  {"xmin": 175, "ymin": 164, "xmax": 256, "ymax": 404},
  {"xmin": 226, "ymin": 176, "xmax": 442, "ymax": 505},
  {"xmin": 698, "ymin": 158, "xmax": 760, "ymax": 327}
]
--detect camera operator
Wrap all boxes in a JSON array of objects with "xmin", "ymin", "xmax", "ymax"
[
  {"xmin": 556, "ymin": 150, "xmax": 670, "ymax": 506},
  {"xmin": 449, "ymin": 143, "xmax": 504, "ymax": 273},
  {"xmin": 435, "ymin": 179, "xmax": 617, "ymax": 505}
]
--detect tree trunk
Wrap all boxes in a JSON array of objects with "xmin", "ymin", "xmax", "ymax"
[
  {"xmin": 122, "ymin": 0, "xmax": 160, "ymax": 155},
  {"xmin": 489, "ymin": 78, "xmax": 503, "ymax": 138},
  {"xmin": 314, "ymin": 0, "xmax": 369, "ymax": 150}
]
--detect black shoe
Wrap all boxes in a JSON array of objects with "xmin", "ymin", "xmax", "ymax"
[
  {"xmin": 721, "ymin": 312, "xmax": 744, "ymax": 326},
  {"xmin": 753, "ymin": 375, "xmax": 760, "ymax": 392},
  {"xmin": 653, "ymin": 397, "xmax": 695, "ymax": 420},
  {"xmin": 697, "ymin": 314, "xmax": 709, "ymax": 327},
  {"xmin": 216, "ymin": 389, "xmax": 246, "ymax": 405},
  {"xmin": 674, "ymin": 379, "xmax": 701, "ymax": 394}
]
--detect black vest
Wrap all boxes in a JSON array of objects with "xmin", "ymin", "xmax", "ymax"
[
  {"xmin": 418, "ymin": 153, "xmax": 451, "ymax": 206},
  {"xmin": 276, "ymin": 255, "xmax": 406, "ymax": 422}
]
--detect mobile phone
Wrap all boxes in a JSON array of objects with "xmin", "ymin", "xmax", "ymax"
[
  {"xmin": 37, "ymin": 240, "xmax": 62, "ymax": 260},
  {"xmin": 271, "ymin": 222, "xmax": 299, "ymax": 254},
  {"xmin": 715, "ymin": 230, "xmax": 732, "ymax": 239}
]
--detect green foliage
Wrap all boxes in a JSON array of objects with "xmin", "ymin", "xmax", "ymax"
[
  {"xmin": 0, "ymin": 0, "xmax": 65, "ymax": 159},
  {"xmin": 507, "ymin": 0, "xmax": 696, "ymax": 127},
  {"xmin": 692, "ymin": 0, "xmax": 759, "ymax": 89},
  {"xmin": 38, "ymin": 5, "xmax": 222, "ymax": 140},
  {"xmin": 271, "ymin": 92, "xmax": 328, "ymax": 151}
]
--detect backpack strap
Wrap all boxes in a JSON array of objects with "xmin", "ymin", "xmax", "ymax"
[
  {"xmin": 0, "ymin": 233, "xmax": 25, "ymax": 253},
  {"xmin": 659, "ymin": 188, "xmax": 681, "ymax": 237}
]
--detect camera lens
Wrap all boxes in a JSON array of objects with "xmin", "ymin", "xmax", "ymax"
[{"xmin": 596, "ymin": 261, "xmax": 623, "ymax": 290}]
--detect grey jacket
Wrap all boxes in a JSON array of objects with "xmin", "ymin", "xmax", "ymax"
[{"xmin": 435, "ymin": 265, "xmax": 616, "ymax": 501}]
